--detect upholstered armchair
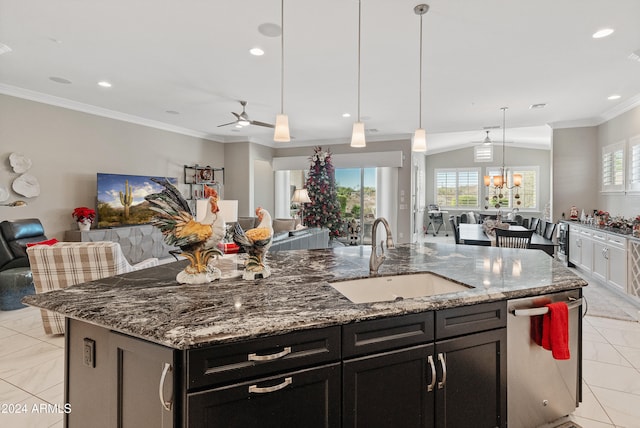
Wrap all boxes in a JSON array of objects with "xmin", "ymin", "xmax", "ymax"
[{"xmin": 27, "ymin": 241, "xmax": 159, "ymax": 335}]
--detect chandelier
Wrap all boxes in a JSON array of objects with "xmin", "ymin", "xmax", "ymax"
[{"xmin": 483, "ymin": 107, "xmax": 522, "ymax": 209}]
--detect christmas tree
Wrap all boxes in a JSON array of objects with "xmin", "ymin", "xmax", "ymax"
[{"xmin": 304, "ymin": 147, "xmax": 343, "ymax": 239}]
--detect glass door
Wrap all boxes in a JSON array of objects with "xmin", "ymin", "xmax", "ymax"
[{"xmin": 335, "ymin": 168, "xmax": 377, "ymax": 245}]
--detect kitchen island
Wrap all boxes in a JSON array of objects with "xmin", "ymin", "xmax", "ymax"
[{"xmin": 23, "ymin": 243, "xmax": 587, "ymax": 428}]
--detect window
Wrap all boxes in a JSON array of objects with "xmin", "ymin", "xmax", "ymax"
[
  {"xmin": 435, "ymin": 168, "xmax": 479, "ymax": 208},
  {"xmin": 602, "ymin": 141, "xmax": 625, "ymax": 192},
  {"xmin": 474, "ymin": 145, "xmax": 493, "ymax": 162},
  {"xmin": 628, "ymin": 135, "xmax": 640, "ymax": 193},
  {"xmin": 485, "ymin": 166, "xmax": 538, "ymax": 210}
]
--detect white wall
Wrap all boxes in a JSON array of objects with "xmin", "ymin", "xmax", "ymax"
[
  {"xmin": 597, "ymin": 105, "xmax": 640, "ymax": 217},
  {"xmin": 0, "ymin": 94, "xmax": 224, "ymax": 239},
  {"xmin": 551, "ymin": 126, "xmax": 598, "ymax": 222}
]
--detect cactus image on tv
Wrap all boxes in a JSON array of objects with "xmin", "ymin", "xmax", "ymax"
[{"xmin": 96, "ymin": 173, "xmax": 178, "ymax": 228}]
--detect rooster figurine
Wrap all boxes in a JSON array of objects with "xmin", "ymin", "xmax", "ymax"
[
  {"xmin": 145, "ymin": 178, "xmax": 226, "ymax": 284},
  {"xmin": 233, "ymin": 207, "xmax": 273, "ymax": 280}
]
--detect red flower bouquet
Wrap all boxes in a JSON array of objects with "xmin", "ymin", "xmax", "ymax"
[{"xmin": 72, "ymin": 207, "xmax": 96, "ymax": 223}]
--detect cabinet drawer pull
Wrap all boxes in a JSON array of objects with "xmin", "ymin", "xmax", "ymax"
[
  {"xmin": 248, "ymin": 346, "xmax": 292, "ymax": 362},
  {"xmin": 427, "ymin": 355, "xmax": 436, "ymax": 392},
  {"xmin": 159, "ymin": 362, "xmax": 173, "ymax": 411},
  {"xmin": 437, "ymin": 353, "xmax": 447, "ymax": 390},
  {"xmin": 248, "ymin": 377, "xmax": 292, "ymax": 394}
]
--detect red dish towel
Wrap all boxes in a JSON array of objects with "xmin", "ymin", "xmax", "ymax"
[
  {"xmin": 541, "ymin": 302, "xmax": 571, "ymax": 360},
  {"xmin": 530, "ymin": 315, "xmax": 544, "ymax": 346}
]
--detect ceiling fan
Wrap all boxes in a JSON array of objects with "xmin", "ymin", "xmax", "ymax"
[{"xmin": 217, "ymin": 101, "xmax": 274, "ymax": 129}]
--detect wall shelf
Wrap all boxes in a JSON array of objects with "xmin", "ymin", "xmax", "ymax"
[{"xmin": 184, "ymin": 165, "xmax": 224, "ymax": 200}]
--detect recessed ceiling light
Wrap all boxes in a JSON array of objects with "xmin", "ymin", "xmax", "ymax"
[
  {"xmin": 249, "ymin": 47, "xmax": 264, "ymax": 56},
  {"xmin": 49, "ymin": 76, "xmax": 71, "ymax": 84},
  {"xmin": 258, "ymin": 23, "xmax": 282, "ymax": 37},
  {"xmin": 592, "ymin": 28, "xmax": 614, "ymax": 39},
  {"xmin": 231, "ymin": 128, "xmax": 241, "ymax": 132},
  {"xmin": 342, "ymin": 113, "xmax": 351, "ymax": 118},
  {"xmin": 529, "ymin": 103, "xmax": 547, "ymax": 109},
  {"xmin": 97, "ymin": 81, "xmax": 112, "ymax": 88},
  {"xmin": 165, "ymin": 110, "xmax": 180, "ymax": 115},
  {"xmin": 608, "ymin": 94, "xmax": 621, "ymax": 100}
]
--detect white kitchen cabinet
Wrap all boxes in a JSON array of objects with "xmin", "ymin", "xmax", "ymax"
[
  {"xmin": 569, "ymin": 223, "xmax": 629, "ymax": 293},
  {"xmin": 569, "ymin": 225, "xmax": 594, "ymax": 272},
  {"xmin": 607, "ymin": 233, "xmax": 627, "ymax": 291},
  {"xmin": 592, "ymin": 230, "xmax": 608, "ymax": 283},
  {"xmin": 591, "ymin": 231, "xmax": 627, "ymax": 291}
]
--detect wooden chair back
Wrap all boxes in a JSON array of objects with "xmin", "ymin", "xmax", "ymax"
[{"xmin": 494, "ymin": 228, "xmax": 534, "ymax": 249}]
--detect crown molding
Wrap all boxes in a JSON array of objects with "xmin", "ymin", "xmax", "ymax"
[
  {"xmin": 598, "ymin": 93, "xmax": 640, "ymax": 123},
  {"xmin": 0, "ymin": 83, "xmax": 223, "ymax": 142}
]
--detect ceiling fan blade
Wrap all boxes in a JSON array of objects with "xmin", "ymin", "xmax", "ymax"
[
  {"xmin": 250, "ymin": 120, "xmax": 275, "ymax": 128},
  {"xmin": 217, "ymin": 121, "xmax": 238, "ymax": 127},
  {"xmin": 231, "ymin": 112, "xmax": 241, "ymax": 119}
]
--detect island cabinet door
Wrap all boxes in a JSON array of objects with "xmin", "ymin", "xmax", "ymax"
[
  {"xmin": 109, "ymin": 332, "xmax": 178, "ymax": 428},
  {"xmin": 343, "ymin": 344, "xmax": 436, "ymax": 428},
  {"xmin": 187, "ymin": 362, "xmax": 340, "ymax": 428},
  {"xmin": 434, "ymin": 328, "xmax": 507, "ymax": 428}
]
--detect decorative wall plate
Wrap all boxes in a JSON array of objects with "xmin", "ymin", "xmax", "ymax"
[
  {"xmin": 0, "ymin": 185, "xmax": 8, "ymax": 202},
  {"xmin": 9, "ymin": 153, "xmax": 32, "ymax": 174},
  {"xmin": 12, "ymin": 173, "xmax": 40, "ymax": 198}
]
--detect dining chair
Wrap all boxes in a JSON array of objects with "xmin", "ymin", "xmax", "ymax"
[
  {"xmin": 529, "ymin": 217, "xmax": 541, "ymax": 234},
  {"xmin": 494, "ymin": 228, "xmax": 534, "ymax": 249},
  {"xmin": 543, "ymin": 222, "xmax": 557, "ymax": 240},
  {"xmin": 449, "ymin": 215, "xmax": 460, "ymax": 244}
]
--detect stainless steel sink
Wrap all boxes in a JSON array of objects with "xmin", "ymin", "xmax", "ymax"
[{"xmin": 329, "ymin": 272, "xmax": 472, "ymax": 304}]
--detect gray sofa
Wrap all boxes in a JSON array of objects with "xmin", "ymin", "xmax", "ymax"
[{"xmin": 236, "ymin": 217, "xmax": 329, "ymax": 252}]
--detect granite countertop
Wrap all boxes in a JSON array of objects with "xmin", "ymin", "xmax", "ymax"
[
  {"xmin": 23, "ymin": 243, "xmax": 587, "ymax": 350},
  {"xmin": 562, "ymin": 219, "xmax": 640, "ymax": 242}
]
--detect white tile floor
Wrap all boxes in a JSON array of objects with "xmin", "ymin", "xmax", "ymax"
[{"xmin": 2, "ymin": 292, "xmax": 640, "ymax": 427}]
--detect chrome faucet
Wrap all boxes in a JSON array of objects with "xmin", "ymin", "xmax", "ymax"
[{"xmin": 370, "ymin": 217, "xmax": 395, "ymax": 275}]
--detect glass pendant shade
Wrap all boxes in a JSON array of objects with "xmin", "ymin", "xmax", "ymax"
[
  {"xmin": 493, "ymin": 175, "xmax": 503, "ymax": 187},
  {"xmin": 483, "ymin": 175, "xmax": 491, "ymax": 186},
  {"xmin": 273, "ymin": 114, "xmax": 290, "ymax": 142},
  {"xmin": 513, "ymin": 173, "xmax": 522, "ymax": 187},
  {"xmin": 351, "ymin": 122, "xmax": 366, "ymax": 148},
  {"xmin": 412, "ymin": 128, "xmax": 427, "ymax": 152}
]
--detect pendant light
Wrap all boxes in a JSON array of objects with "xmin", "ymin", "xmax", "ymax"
[
  {"xmin": 273, "ymin": 0, "xmax": 290, "ymax": 142},
  {"xmin": 483, "ymin": 107, "xmax": 523, "ymax": 209},
  {"xmin": 482, "ymin": 130, "xmax": 492, "ymax": 145},
  {"xmin": 412, "ymin": 4, "xmax": 429, "ymax": 152},
  {"xmin": 350, "ymin": 0, "xmax": 366, "ymax": 148}
]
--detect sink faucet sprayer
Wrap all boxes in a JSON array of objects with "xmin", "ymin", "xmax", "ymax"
[{"xmin": 370, "ymin": 217, "xmax": 395, "ymax": 275}]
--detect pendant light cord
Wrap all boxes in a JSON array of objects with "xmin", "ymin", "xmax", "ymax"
[
  {"xmin": 357, "ymin": 0, "xmax": 361, "ymax": 122},
  {"xmin": 280, "ymin": 0, "xmax": 285, "ymax": 115},
  {"xmin": 419, "ymin": 11, "xmax": 423, "ymax": 129},
  {"xmin": 502, "ymin": 107, "xmax": 507, "ymax": 179}
]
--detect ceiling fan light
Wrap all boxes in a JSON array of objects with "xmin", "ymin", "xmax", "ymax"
[
  {"xmin": 274, "ymin": 114, "xmax": 290, "ymax": 142},
  {"xmin": 238, "ymin": 119, "xmax": 250, "ymax": 126},
  {"xmin": 412, "ymin": 128, "xmax": 427, "ymax": 152},
  {"xmin": 351, "ymin": 121, "xmax": 366, "ymax": 148}
]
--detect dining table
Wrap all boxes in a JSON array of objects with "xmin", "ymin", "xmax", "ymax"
[{"xmin": 458, "ymin": 223, "xmax": 557, "ymax": 256}]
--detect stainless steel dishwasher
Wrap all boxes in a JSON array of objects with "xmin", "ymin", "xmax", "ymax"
[{"xmin": 507, "ymin": 289, "xmax": 583, "ymax": 427}]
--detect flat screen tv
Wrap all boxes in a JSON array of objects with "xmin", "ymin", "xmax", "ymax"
[{"xmin": 96, "ymin": 173, "xmax": 178, "ymax": 228}]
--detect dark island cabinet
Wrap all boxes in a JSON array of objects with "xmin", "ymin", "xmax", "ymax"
[
  {"xmin": 187, "ymin": 363, "xmax": 341, "ymax": 428},
  {"xmin": 342, "ymin": 302, "xmax": 507, "ymax": 428},
  {"xmin": 66, "ymin": 302, "xmax": 506, "ymax": 428}
]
